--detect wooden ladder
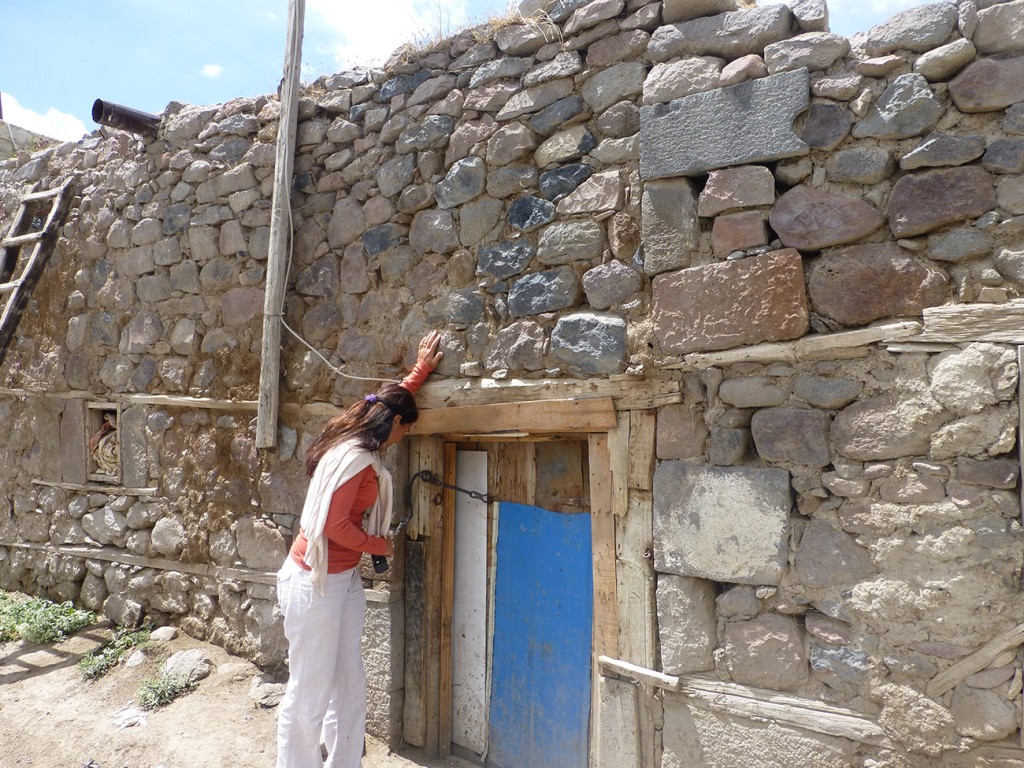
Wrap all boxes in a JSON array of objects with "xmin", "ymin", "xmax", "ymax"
[{"xmin": 0, "ymin": 178, "xmax": 75, "ymax": 364}]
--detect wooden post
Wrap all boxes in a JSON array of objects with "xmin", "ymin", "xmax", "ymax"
[
  {"xmin": 439, "ymin": 442, "xmax": 457, "ymax": 757},
  {"xmin": 256, "ymin": 0, "xmax": 305, "ymax": 448}
]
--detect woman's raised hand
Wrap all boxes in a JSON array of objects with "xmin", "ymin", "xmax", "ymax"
[{"xmin": 418, "ymin": 330, "xmax": 444, "ymax": 370}]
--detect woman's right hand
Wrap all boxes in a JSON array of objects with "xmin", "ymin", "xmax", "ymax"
[
  {"xmin": 384, "ymin": 538, "xmax": 395, "ymax": 557},
  {"xmin": 417, "ymin": 330, "xmax": 443, "ymax": 370}
]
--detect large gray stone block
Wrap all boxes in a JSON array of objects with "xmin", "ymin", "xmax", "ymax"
[
  {"xmin": 657, "ymin": 574, "xmax": 717, "ymax": 674},
  {"xmin": 508, "ymin": 266, "xmax": 582, "ymax": 316},
  {"xmin": 751, "ymin": 407, "xmax": 832, "ymax": 467},
  {"xmin": 863, "ymin": 2, "xmax": 958, "ymax": 56},
  {"xmin": 723, "ymin": 613, "xmax": 809, "ymax": 691},
  {"xmin": 649, "ymin": 5, "xmax": 793, "ymax": 61},
  {"xmin": 640, "ymin": 68, "xmax": 809, "ymax": 179},
  {"xmin": 550, "ymin": 312, "xmax": 627, "ymax": 374},
  {"xmin": 640, "ymin": 178, "xmax": 699, "ymax": 275},
  {"xmin": 852, "ymin": 73, "xmax": 943, "ymax": 140},
  {"xmin": 832, "ymin": 395, "xmax": 953, "ymax": 461},
  {"xmin": 794, "ymin": 518, "xmax": 875, "ymax": 590},
  {"xmin": 653, "ymin": 462, "xmax": 791, "ymax": 585}
]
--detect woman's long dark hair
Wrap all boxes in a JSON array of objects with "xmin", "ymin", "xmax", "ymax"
[{"xmin": 305, "ymin": 383, "xmax": 419, "ymax": 478}]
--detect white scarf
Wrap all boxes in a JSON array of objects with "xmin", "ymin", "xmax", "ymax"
[{"xmin": 298, "ymin": 438, "xmax": 393, "ymax": 595}]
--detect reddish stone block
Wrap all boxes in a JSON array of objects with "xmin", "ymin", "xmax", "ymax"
[
  {"xmin": 712, "ymin": 210, "xmax": 768, "ymax": 257},
  {"xmin": 652, "ymin": 248, "xmax": 809, "ymax": 354},
  {"xmin": 888, "ymin": 166, "xmax": 996, "ymax": 238}
]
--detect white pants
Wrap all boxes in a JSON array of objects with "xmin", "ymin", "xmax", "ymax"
[{"xmin": 276, "ymin": 558, "xmax": 367, "ymax": 768}]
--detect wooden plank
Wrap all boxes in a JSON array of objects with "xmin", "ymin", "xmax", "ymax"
[
  {"xmin": 1, "ymin": 541, "xmax": 275, "ymax": 585},
  {"xmin": 599, "ymin": 656, "xmax": 680, "ymax": 689},
  {"xmin": 914, "ymin": 300, "xmax": 1024, "ymax": 344},
  {"xmin": 58, "ymin": 398, "xmax": 87, "ymax": 486},
  {"xmin": 679, "ymin": 676, "xmax": 886, "ymax": 745},
  {"xmin": 403, "ymin": 539, "xmax": 427, "ymax": 747},
  {"xmin": 608, "ymin": 417, "xmax": 629, "ymax": 518},
  {"xmin": 408, "ymin": 436, "xmax": 444, "ymax": 539},
  {"xmin": 636, "ymin": 685, "xmax": 661, "ymax": 768},
  {"xmin": 411, "ymin": 397, "xmax": 617, "ymax": 436},
  {"xmin": 1019, "ymin": 346, "xmax": 1024, "ymax": 532},
  {"xmin": 415, "ymin": 377, "xmax": 680, "ymax": 411},
  {"xmin": 597, "ymin": 657, "xmax": 887, "ymax": 745},
  {"xmin": 595, "ymin": 676, "xmax": 641, "ymax": 768},
  {"xmin": 133, "ymin": 393, "xmax": 259, "ymax": 410},
  {"xmin": 927, "ymin": 621, "xmax": 1024, "ymax": 698},
  {"xmin": 488, "ymin": 442, "xmax": 535, "ymax": 506},
  {"xmin": 2, "ymin": 232, "xmax": 44, "ymax": 248},
  {"xmin": 589, "ymin": 433, "xmax": 618, "ymax": 659},
  {"xmin": 884, "ymin": 342, "xmax": 960, "ymax": 354},
  {"xmin": 616, "ymin": 490, "xmax": 656, "ymax": 668},
  {"xmin": 423, "ymin": 517, "xmax": 444, "ymax": 756},
  {"xmin": 0, "ymin": 388, "xmax": 263, "ymax": 411},
  {"xmin": 947, "ymin": 743, "xmax": 1024, "ymax": 768},
  {"xmin": 439, "ymin": 442, "xmax": 456, "ymax": 757},
  {"xmin": 627, "ymin": 410, "xmax": 655, "ymax": 492},
  {"xmin": 407, "ymin": 439, "xmax": 423, "ymax": 540},
  {"xmin": 31, "ymin": 478, "xmax": 158, "ymax": 495},
  {"xmin": 662, "ymin": 321, "xmax": 922, "ymax": 370},
  {"xmin": 256, "ymin": 0, "xmax": 305, "ymax": 448}
]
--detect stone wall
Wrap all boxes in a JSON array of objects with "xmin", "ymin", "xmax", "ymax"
[
  {"xmin": 1, "ymin": 0, "xmax": 1023, "ymax": 761},
  {"xmin": 0, "ymin": 120, "xmax": 56, "ymax": 159}
]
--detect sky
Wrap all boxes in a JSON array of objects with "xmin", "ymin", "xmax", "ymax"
[{"xmin": 2, "ymin": 0, "xmax": 926, "ymax": 144}]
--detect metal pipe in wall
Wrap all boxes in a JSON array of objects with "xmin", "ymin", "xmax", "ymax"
[{"xmin": 91, "ymin": 99, "xmax": 161, "ymax": 136}]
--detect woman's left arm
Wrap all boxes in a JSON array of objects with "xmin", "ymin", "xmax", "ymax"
[{"xmin": 401, "ymin": 330, "xmax": 443, "ymax": 394}]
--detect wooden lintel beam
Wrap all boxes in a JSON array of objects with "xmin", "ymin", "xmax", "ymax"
[
  {"xmin": 414, "ymin": 377, "xmax": 679, "ymax": 411},
  {"xmin": 410, "ymin": 396, "xmax": 616, "ymax": 436}
]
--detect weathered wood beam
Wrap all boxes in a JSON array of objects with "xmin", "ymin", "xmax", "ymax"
[
  {"xmin": 627, "ymin": 410, "xmax": 655, "ymax": 492},
  {"xmin": 1, "ymin": 541, "xmax": 275, "ymax": 585},
  {"xmin": 1, "ymin": 380, "xmax": 678, "ymax": 419},
  {"xmin": 589, "ymin": 433, "xmax": 618, "ymax": 660},
  {"xmin": 599, "ymin": 655, "xmax": 678, "ymax": 689},
  {"xmin": 913, "ymin": 300, "xmax": 1024, "ymax": 344},
  {"xmin": 256, "ymin": 0, "xmax": 305, "ymax": 449},
  {"xmin": 616, "ymin": 490, "xmax": 656, "ymax": 669},
  {"xmin": 414, "ymin": 376, "xmax": 680, "ymax": 410},
  {"xmin": 32, "ymin": 478, "xmax": 158, "ymax": 495},
  {"xmin": 597, "ymin": 657, "xmax": 888, "ymax": 745},
  {"xmin": 883, "ymin": 342, "xmax": 960, "ymax": 354},
  {"xmin": 438, "ymin": 442, "xmax": 456, "ymax": 758},
  {"xmin": 659, "ymin": 321, "xmax": 922, "ymax": 370},
  {"xmin": 410, "ymin": 397, "xmax": 616, "ymax": 436},
  {"xmin": 927, "ymin": 621, "xmax": 1024, "ymax": 698}
]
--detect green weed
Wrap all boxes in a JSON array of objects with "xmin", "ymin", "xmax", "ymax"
[
  {"xmin": 0, "ymin": 591, "xmax": 96, "ymax": 644},
  {"xmin": 78, "ymin": 627, "xmax": 151, "ymax": 680},
  {"xmin": 137, "ymin": 672, "xmax": 196, "ymax": 709}
]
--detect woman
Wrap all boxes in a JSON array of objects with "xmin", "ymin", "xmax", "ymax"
[{"xmin": 276, "ymin": 331, "xmax": 442, "ymax": 768}]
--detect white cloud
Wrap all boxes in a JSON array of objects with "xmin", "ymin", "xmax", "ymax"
[
  {"xmin": 202, "ymin": 64, "xmax": 225, "ymax": 78},
  {"xmin": 1, "ymin": 92, "xmax": 86, "ymax": 143},
  {"xmin": 306, "ymin": 0, "xmax": 470, "ymax": 71}
]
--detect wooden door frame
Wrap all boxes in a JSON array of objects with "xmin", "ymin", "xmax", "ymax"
[{"xmin": 407, "ymin": 396, "xmax": 621, "ymax": 760}]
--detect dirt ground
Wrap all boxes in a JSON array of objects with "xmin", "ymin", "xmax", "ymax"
[{"xmin": 0, "ymin": 619, "xmax": 473, "ymax": 768}]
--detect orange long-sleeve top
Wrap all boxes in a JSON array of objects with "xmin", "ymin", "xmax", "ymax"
[{"xmin": 288, "ymin": 359, "xmax": 432, "ymax": 573}]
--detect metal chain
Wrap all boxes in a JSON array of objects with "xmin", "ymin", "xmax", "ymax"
[{"xmin": 409, "ymin": 468, "xmax": 496, "ymax": 504}]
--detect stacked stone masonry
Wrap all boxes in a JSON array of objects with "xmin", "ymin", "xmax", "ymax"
[{"xmin": 1, "ymin": 0, "xmax": 1023, "ymax": 762}]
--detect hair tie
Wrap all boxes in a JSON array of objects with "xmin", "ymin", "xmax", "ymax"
[{"xmin": 364, "ymin": 394, "xmax": 378, "ymax": 404}]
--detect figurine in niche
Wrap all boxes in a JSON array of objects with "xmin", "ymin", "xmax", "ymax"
[{"xmin": 88, "ymin": 413, "xmax": 119, "ymax": 476}]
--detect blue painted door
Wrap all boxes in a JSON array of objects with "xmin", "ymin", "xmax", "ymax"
[{"xmin": 487, "ymin": 502, "xmax": 593, "ymax": 768}]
